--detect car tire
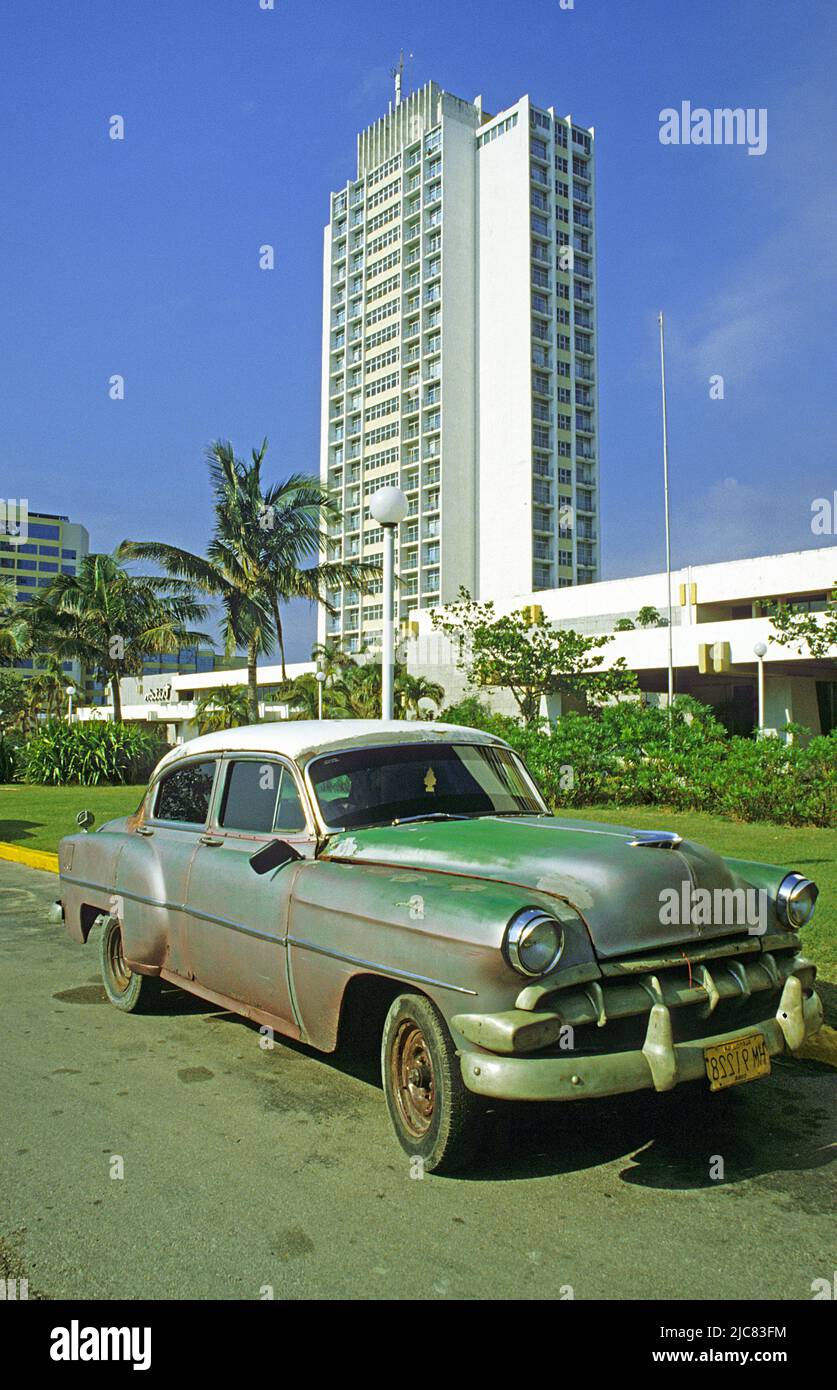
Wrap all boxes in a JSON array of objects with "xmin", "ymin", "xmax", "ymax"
[
  {"xmin": 381, "ymin": 992, "xmax": 483, "ymax": 1175},
  {"xmin": 98, "ymin": 914, "xmax": 161, "ymax": 1014}
]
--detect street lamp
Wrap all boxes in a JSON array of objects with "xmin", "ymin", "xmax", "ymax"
[
  {"xmin": 65, "ymin": 684, "xmax": 75, "ymax": 725},
  {"xmin": 370, "ymin": 485, "xmax": 409, "ymax": 720},
  {"xmin": 315, "ymin": 659, "xmax": 326, "ymax": 720},
  {"xmin": 753, "ymin": 642, "xmax": 767, "ymax": 736}
]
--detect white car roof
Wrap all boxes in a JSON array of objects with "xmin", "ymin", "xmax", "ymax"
[{"xmin": 154, "ymin": 719, "xmax": 505, "ymax": 776}]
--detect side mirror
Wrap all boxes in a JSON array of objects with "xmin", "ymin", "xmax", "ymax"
[
  {"xmin": 76, "ymin": 810, "xmax": 95, "ymax": 833},
  {"xmin": 249, "ymin": 838, "xmax": 303, "ymax": 875}
]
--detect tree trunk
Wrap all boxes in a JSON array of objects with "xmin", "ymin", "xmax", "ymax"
[
  {"xmin": 272, "ymin": 601, "xmax": 287, "ymax": 682},
  {"xmin": 247, "ymin": 642, "xmax": 260, "ymax": 724},
  {"xmin": 110, "ymin": 674, "xmax": 123, "ymax": 723}
]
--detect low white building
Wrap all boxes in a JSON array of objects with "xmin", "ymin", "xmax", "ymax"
[
  {"xmin": 74, "ymin": 546, "xmax": 837, "ymax": 743},
  {"xmin": 404, "ymin": 545, "xmax": 837, "ymax": 737},
  {"xmin": 76, "ymin": 663, "xmax": 315, "ymax": 744}
]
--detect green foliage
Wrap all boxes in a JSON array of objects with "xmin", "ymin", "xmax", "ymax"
[
  {"xmin": 431, "ymin": 588, "xmax": 637, "ymax": 724},
  {"xmin": 195, "ymin": 684, "xmax": 251, "ymax": 733},
  {"xmin": 119, "ymin": 439, "xmax": 380, "ymax": 722},
  {"xmin": 26, "ymin": 552, "xmax": 211, "ymax": 722},
  {"xmin": 0, "ymin": 670, "xmax": 28, "ymax": 731},
  {"xmin": 280, "ymin": 654, "xmax": 445, "ymax": 721},
  {"xmin": 22, "ymin": 721, "xmax": 167, "ymax": 786},
  {"xmin": 613, "ymin": 618, "xmax": 635, "ymax": 631},
  {"xmin": 445, "ymin": 695, "xmax": 837, "ymax": 828},
  {"xmin": 440, "ymin": 696, "xmax": 520, "ymax": 739},
  {"xmin": 636, "ymin": 605, "xmax": 668, "ymax": 628},
  {"xmin": 769, "ymin": 583, "xmax": 837, "ymax": 659},
  {"xmin": 0, "ymin": 732, "xmax": 22, "ymax": 782}
]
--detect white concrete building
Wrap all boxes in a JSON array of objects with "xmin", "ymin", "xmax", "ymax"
[
  {"xmin": 74, "ymin": 547, "xmax": 837, "ymax": 743},
  {"xmin": 405, "ymin": 546, "xmax": 837, "ymax": 738},
  {"xmin": 319, "ymin": 81, "xmax": 598, "ymax": 656},
  {"xmin": 76, "ymin": 663, "xmax": 315, "ymax": 744}
]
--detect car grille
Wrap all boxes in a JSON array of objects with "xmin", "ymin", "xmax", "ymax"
[{"xmin": 533, "ymin": 937, "xmax": 802, "ymax": 1057}]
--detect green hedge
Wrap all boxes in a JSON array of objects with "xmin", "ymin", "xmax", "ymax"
[
  {"xmin": 442, "ymin": 697, "xmax": 837, "ymax": 828},
  {"xmin": 20, "ymin": 721, "xmax": 168, "ymax": 786}
]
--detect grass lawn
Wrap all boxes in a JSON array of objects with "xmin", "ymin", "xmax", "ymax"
[
  {"xmin": 0, "ymin": 784, "xmax": 146, "ymax": 855},
  {"xmin": 1, "ymin": 786, "xmax": 834, "ymax": 996}
]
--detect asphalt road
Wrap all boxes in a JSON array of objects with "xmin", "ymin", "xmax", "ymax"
[{"xmin": 1, "ymin": 859, "xmax": 835, "ymax": 1301}]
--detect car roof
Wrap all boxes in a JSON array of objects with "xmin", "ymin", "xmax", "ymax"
[{"xmin": 153, "ymin": 719, "xmax": 507, "ymax": 776}]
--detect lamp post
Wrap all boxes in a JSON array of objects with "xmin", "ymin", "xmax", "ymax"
[
  {"xmin": 65, "ymin": 684, "xmax": 75, "ymax": 725},
  {"xmin": 658, "ymin": 311, "xmax": 675, "ymax": 719},
  {"xmin": 315, "ymin": 659, "xmax": 326, "ymax": 720},
  {"xmin": 370, "ymin": 485, "xmax": 409, "ymax": 720},
  {"xmin": 753, "ymin": 641, "xmax": 767, "ymax": 736}
]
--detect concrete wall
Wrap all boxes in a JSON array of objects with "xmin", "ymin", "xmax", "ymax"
[{"xmin": 475, "ymin": 99, "xmax": 533, "ymax": 599}]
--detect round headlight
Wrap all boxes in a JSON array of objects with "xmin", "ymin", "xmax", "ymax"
[
  {"xmin": 504, "ymin": 908, "xmax": 564, "ymax": 978},
  {"xmin": 777, "ymin": 873, "xmax": 818, "ymax": 929}
]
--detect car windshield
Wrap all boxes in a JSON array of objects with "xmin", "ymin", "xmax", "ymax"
[{"xmin": 308, "ymin": 741, "xmax": 547, "ymax": 830}]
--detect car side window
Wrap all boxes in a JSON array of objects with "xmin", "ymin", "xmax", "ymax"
[
  {"xmin": 273, "ymin": 770, "xmax": 307, "ymax": 833},
  {"xmin": 155, "ymin": 761, "xmax": 217, "ymax": 826},
  {"xmin": 219, "ymin": 760, "xmax": 281, "ymax": 834}
]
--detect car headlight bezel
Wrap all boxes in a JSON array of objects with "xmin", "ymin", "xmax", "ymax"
[
  {"xmin": 504, "ymin": 907, "xmax": 565, "ymax": 978},
  {"xmin": 777, "ymin": 872, "xmax": 818, "ymax": 929}
]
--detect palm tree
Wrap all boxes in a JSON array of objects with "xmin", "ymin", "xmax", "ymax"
[
  {"xmin": 0, "ymin": 577, "xmax": 28, "ymax": 665},
  {"xmin": 397, "ymin": 670, "xmax": 445, "ymax": 720},
  {"xmin": 121, "ymin": 439, "xmax": 378, "ymax": 723},
  {"xmin": 311, "ymin": 639, "xmax": 354, "ymax": 686},
  {"xmin": 194, "ymin": 684, "xmax": 251, "ymax": 734},
  {"xmin": 27, "ymin": 554, "xmax": 212, "ymax": 722},
  {"xmin": 26, "ymin": 656, "xmax": 67, "ymax": 723}
]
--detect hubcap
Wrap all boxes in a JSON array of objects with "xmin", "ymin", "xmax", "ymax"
[
  {"xmin": 391, "ymin": 1020, "xmax": 435, "ymax": 1138},
  {"xmin": 106, "ymin": 922, "xmax": 132, "ymax": 993}
]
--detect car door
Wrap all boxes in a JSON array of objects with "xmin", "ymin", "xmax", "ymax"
[
  {"xmin": 115, "ymin": 757, "xmax": 220, "ymax": 978},
  {"xmin": 184, "ymin": 754, "xmax": 314, "ymax": 1025}
]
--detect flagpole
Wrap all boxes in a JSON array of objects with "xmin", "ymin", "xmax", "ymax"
[{"xmin": 658, "ymin": 311, "xmax": 675, "ymax": 719}]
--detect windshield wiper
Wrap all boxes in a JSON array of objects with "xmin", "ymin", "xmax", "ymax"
[{"xmin": 391, "ymin": 812, "xmax": 472, "ymax": 825}]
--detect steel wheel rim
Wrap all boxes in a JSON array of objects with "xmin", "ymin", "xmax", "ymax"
[
  {"xmin": 391, "ymin": 1020, "xmax": 435, "ymax": 1138},
  {"xmin": 106, "ymin": 922, "xmax": 132, "ymax": 993}
]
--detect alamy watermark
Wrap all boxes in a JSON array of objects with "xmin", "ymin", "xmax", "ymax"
[
  {"xmin": 0, "ymin": 497, "xmax": 28, "ymax": 543},
  {"xmin": 659, "ymin": 883, "xmax": 768, "ymax": 935},
  {"xmin": 659, "ymin": 102, "xmax": 767, "ymax": 156}
]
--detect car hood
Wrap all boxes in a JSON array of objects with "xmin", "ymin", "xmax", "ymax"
[{"xmin": 323, "ymin": 815, "xmax": 765, "ymax": 959}]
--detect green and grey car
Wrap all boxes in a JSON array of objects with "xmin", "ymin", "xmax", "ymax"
[{"xmin": 56, "ymin": 719, "xmax": 823, "ymax": 1173}]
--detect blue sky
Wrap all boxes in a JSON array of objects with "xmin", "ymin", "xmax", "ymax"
[{"xmin": 1, "ymin": 0, "xmax": 835, "ymax": 660}]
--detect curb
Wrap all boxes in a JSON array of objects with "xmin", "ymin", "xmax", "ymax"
[
  {"xmin": 0, "ymin": 842, "xmax": 59, "ymax": 874},
  {"xmin": 795, "ymin": 1024, "xmax": 837, "ymax": 1069}
]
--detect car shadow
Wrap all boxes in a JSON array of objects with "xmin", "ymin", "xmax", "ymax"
[
  {"xmin": 0, "ymin": 819, "xmax": 44, "ymax": 843},
  {"xmin": 165, "ymin": 994, "xmax": 836, "ymax": 1188},
  {"xmin": 459, "ymin": 1050, "xmax": 837, "ymax": 1186}
]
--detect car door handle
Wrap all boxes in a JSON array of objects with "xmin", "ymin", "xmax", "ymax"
[
  {"xmin": 136, "ymin": 826, "xmax": 155, "ymax": 836},
  {"xmin": 198, "ymin": 834, "xmax": 224, "ymax": 847}
]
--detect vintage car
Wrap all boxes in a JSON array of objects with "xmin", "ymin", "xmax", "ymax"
[{"xmin": 56, "ymin": 720, "xmax": 823, "ymax": 1172}]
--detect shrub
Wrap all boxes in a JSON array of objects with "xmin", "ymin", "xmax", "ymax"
[
  {"xmin": 22, "ymin": 721, "xmax": 167, "ymax": 786},
  {"xmin": 443, "ymin": 694, "xmax": 837, "ymax": 827},
  {"xmin": 0, "ymin": 732, "xmax": 22, "ymax": 782}
]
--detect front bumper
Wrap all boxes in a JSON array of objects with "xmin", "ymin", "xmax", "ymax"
[{"xmin": 457, "ymin": 971, "xmax": 823, "ymax": 1103}]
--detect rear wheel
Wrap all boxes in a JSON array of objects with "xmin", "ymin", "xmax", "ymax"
[
  {"xmin": 98, "ymin": 914, "xmax": 161, "ymax": 1013},
  {"xmin": 381, "ymin": 992, "xmax": 483, "ymax": 1174}
]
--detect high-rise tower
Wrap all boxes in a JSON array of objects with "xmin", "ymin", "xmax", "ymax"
[{"xmin": 319, "ymin": 81, "xmax": 598, "ymax": 654}]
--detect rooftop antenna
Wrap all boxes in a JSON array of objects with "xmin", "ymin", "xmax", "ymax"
[{"xmin": 393, "ymin": 50, "xmax": 404, "ymax": 107}]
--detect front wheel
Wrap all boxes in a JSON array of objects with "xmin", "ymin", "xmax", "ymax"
[
  {"xmin": 381, "ymin": 992, "xmax": 483, "ymax": 1174},
  {"xmin": 98, "ymin": 915, "xmax": 161, "ymax": 1013}
]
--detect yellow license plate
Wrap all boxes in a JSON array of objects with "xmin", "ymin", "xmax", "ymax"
[{"xmin": 704, "ymin": 1033, "xmax": 771, "ymax": 1091}]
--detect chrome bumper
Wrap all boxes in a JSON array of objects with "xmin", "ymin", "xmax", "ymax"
[{"xmin": 457, "ymin": 972, "xmax": 823, "ymax": 1103}]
